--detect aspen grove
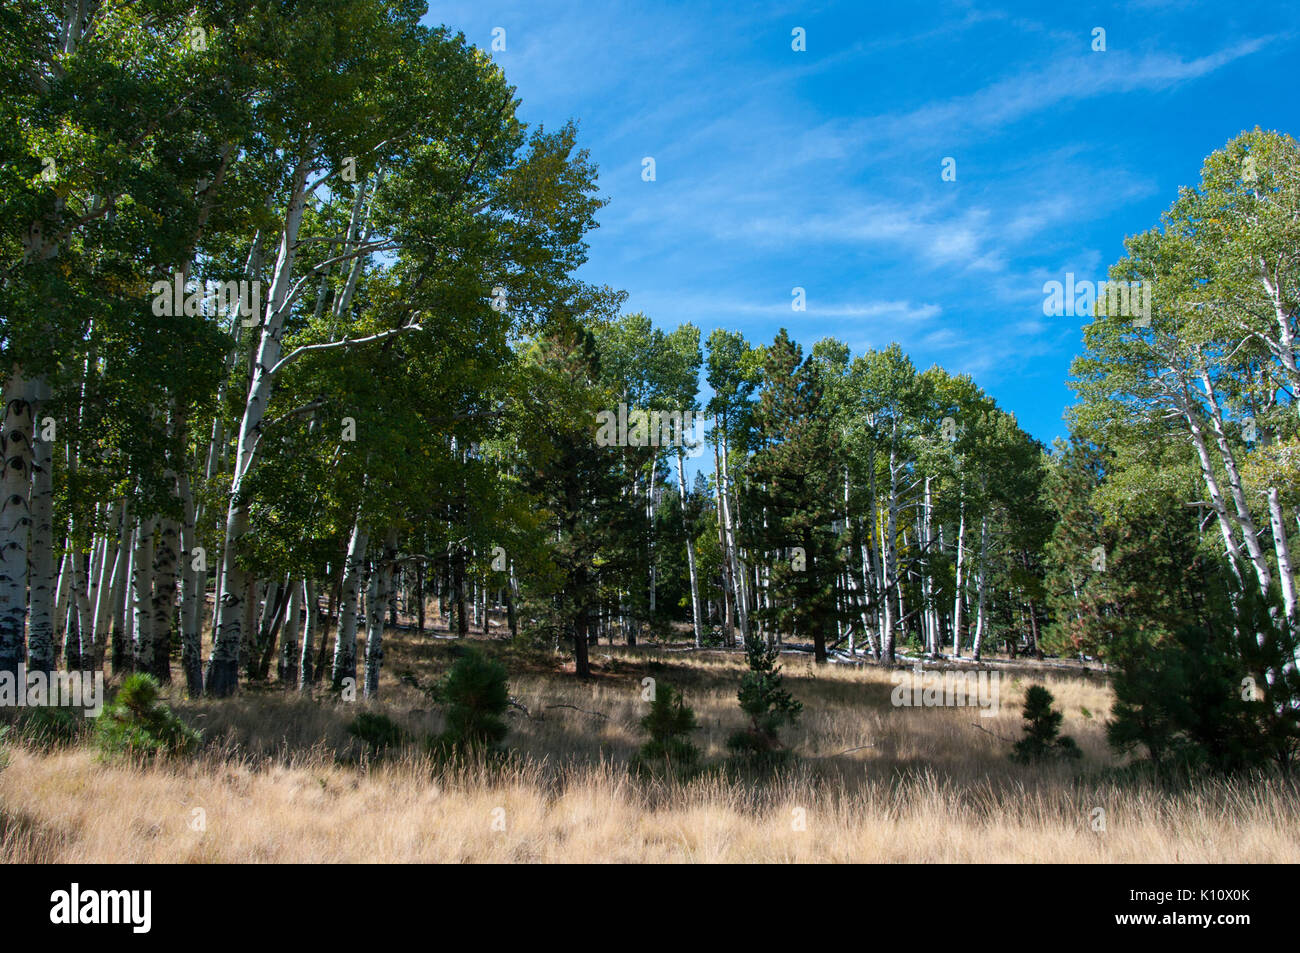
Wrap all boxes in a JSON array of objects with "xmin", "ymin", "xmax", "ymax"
[{"xmin": 1, "ymin": 0, "xmax": 1298, "ymax": 786}]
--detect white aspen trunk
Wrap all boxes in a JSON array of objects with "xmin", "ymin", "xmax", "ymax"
[
  {"xmin": 648, "ymin": 465, "xmax": 657, "ymax": 617},
  {"xmin": 363, "ymin": 531, "xmax": 397, "ymax": 699},
  {"xmin": 1259, "ymin": 269, "xmax": 1300, "ymax": 392},
  {"xmin": 279, "ymin": 579, "xmax": 302, "ymax": 684},
  {"xmin": 718, "ymin": 423, "xmax": 749, "ymax": 642},
  {"xmin": 712, "ymin": 437, "xmax": 735, "ymax": 643},
  {"xmin": 70, "ymin": 544, "xmax": 94, "ymax": 671},
  {"xmin": 332, "ymin": 516, "xmax": 369, "ymax": 689},
  {"xmin": 880, "ymin": 442, "xmax": 900, "ymax": 662},
  {"xmin": 131, "ymin": 516, "xmax": 157, "ymax": 674},
  {"xmin": 110, "ymin": 508, "xmax": 134, "ymax": 672},
  {"xmin": 28, "ymin": 411, "xmax": 55, "ymax": 671},
  {"xmin": 91, "ymin": 503, "xmax": 122, "ymax": 663},
  {"xmin": 1266, "ymin": 486, "xmax": 1298, "ymax": 621},
  {"xmin": 53, "ymin": 549, "xmax": 72, "ymax": 660},
  {"xmin": 62, "ymin": 589, "xmax": 77, "ymax": 664},
  {"xmin": 177, "ymin": 473, "xmax": 203, "ymax": 694},
  {"xmin": 1182, "ymin": 400, "xmax": 1250, "ymax": 586},
  {"xmin": 87, "ymin": 526, "xmax": 108, "ymax": 628},
  {"xmin": 952, "ymin": 501, "xmax": 966, "ymax": 657},
  {"xmin": 299, "ymin": 579, "xmax": 318, "ymax": 690},
  {"xmin": 151, "ymin": 517, "xmax": 179, "ymax": 680},
  {"xmin": 677, "ymin": 448, "xmax": 704, "ymax": 648},
  {"xmin": 0, "ymin": 373, "xmax": 34, "ymax": 675},
  {"xmin": 842, "ymin": 466, "xmax": 857, "ymax": 657},
  {"xmin": 760, "ymin": 505, "xmax": 771, "ymax": 645},
  {"xmin": 848, "ymin": 550, "xmax": 872, "ymax": 657},
  {"xmin": 208, "ymin": 151, "xmax": 314, "ymax": 695},
  {"xmin": 330, "ymin": 171, "xmax": 378, "ymax": 327},
  {"xmin": 1200, "ymin": 369, "xmax": 1273, "ymax": 591},
  {"xmin": 856, "ymin": 525, "xmax": 880, "ymax": 659},
  {"xmin": 254, "ymin": 579, "xmax": 283, "ymax": 677},
  {"xmin": 922, "ymin": 476, "xmax": 937, "ymax": 657},
  {"xmin": 479, "ymin": 576, "xmax": 488, "ymax": 635},
  {"xmin": 971, "ymin": 515, "xmax": 990, "ymax": 660}
]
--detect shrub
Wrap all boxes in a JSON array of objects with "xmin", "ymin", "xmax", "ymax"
[
  {"xmin": 346, "ymin": 712, "xmax": 406, "ymax": 756},
  {"xmin": 629, "ymin": 684, "xmax": 701, "ymax": 779},
  {"xmin": 1011, "ymin": 685, "xmax": 1081, "ymax": 764},
  {"xmin": 95, "ymin": 674, "xmax": 200, "ymax": 759},
  {"xmin": 428, "ymin": 647, "xmax": 509, "ymax": 756},
  {"xmin": 1107, "ymin": 566, "xmax": 1300, "ymax": 774},
  {"xmin": 16, "ymin": 705, "xmax": 88, "ymax": 750},
  {"xmin": 727, "ymin": 634, "xmax": 802, "ymax": 763}
]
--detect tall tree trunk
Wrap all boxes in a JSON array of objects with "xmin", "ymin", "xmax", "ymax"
[
  {"xmin": 971, "ymin": 515, "xmax": 990, "ymax": 661},
  {"xmin": 717, "ymin": 422, "xmax": 748, "ymax": 643},
  {"xmin": 415, "ymin": 562, "xmax": 425, "ymax": 633},
  {"xmin": 0, "ymin": 373, "xmax": 35, "ymax": 676},
  {"xmin": 298, "ymin": 579, "xmax": 318, "ymax": 690},
  {"xmin": 131, "ymin": 516, "xmax": 157, "ymax": 675},
  {"xmin": 1266, "ymin": 486, "xmax": 1299, "ymax": 621},
  {"xmin": 27, "ymin": 409, "xmax": 55, "ymax": 672},
  {"xmin": 332, "ymin": 516, "xmax": 369, "ymax": 689},
  {"xmin": 363, "ymin": 530, "xmax": 397, "ymax": 699},
  {"xmin": 453, "ymin": 549, "xmax": 468, "ymax": 636},
  {"xmin": 254, "ymin": 579, "xmax": 288, "ymax": 680},
  {"xmin": 208, "ymin": 150, "xmax": 314, "ymax": 696},
  {"xmin": 279, "ymin": 578, "xmax": 303, "ymax": 685},
  {"xmin": 880, "ymin": 443, "xmax": 900, "ymax": 663},
  {"xmin": 952, "ymin": 501, "xmax": 966, "ymax": 657},
  {"xmin": 677, "ymin": 448, "xmax": 704, "ymax": 648},
  {"xmin": 573, "ymin": 565, "xmax": 591, "ymax": 677},
  {"xmin": 506, "ymin": 562, "xmax": 518, "ymax": 639},
  {"xmin": 111, "ymin": 508, "xmax": 135, "ymax": 673},
  {"xmin": 1182, "ymin": 399, "xmax": 1251, "ymax": 589},
  {"xmin": 177, "ymin": 474, "xmax": 203, "ymax": 694},
  {"xmin": 151, "ymin": 517, "xmax": 179, "ymax": 681},
  {"xmin": 315, "ymin": 576, "xmax": 340, "ymax": 683},
  {"xmin": 91, "ymin": 504, "xmax": 123, "ymax": 670},
  {"xmin": 1199, "ymin": 368, "xmax": 1273, "ymax": 592},
  {"xmin": 712, "ymin": 438, "xmax": 735, "ymax": 645}
]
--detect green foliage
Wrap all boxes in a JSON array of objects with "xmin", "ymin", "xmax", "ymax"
[
  {"xmin": 1041, "ymin": 433, "xmax": 1214, "ymax": 661},
  {"xmin": 428, "ymin": 647, "xmax": 510, "ymax": 755},
  {"xmin": 629, "ymin": 684, "xmax": 701, "ymax": 779},
  {"xmin": 95, "ymin": 675, "xmax": 199, "ymax": 759},
  {"xmin": 346, "ymin": 712, "xmax": 406, "ymax": 756},
  {"xmin": 727, "ymin": 635, "xmax": 802, "ymax": 762},
  {"xmin": 15, "ymin": 705, "xmax": 88, "ymax": 751},
  {"xmin": 745, "ymin": 330, "xmax": 844, "ymax": 661},
  {"xmin": 1011, "ymin": 685, "xmax": 1081, "ymax": 764},
  {"xmin": 515, "ymin": 312, "xmax": 644, "ymax": 674},
  {"xmin": 1107, "ymin": 566, "xmax": 1300, "ymax": 774}
]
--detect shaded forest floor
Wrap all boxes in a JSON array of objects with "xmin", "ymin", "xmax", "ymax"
[{"xmin": 2, "ymin": 620, "xmax": 1298, "ymax": 862}]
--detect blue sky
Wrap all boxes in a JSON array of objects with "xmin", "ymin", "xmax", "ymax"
[{"xmin": 427, "ymin": 0, "xmax": 1298, "ymax": 448}]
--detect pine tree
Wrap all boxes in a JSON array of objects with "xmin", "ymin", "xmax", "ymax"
[
  {"xmin": 629, "ymin": 683, "xmax": 701, "ymax": 778},
  {"xmin": 728, "ymin": 633, "xmax": 802, "ymax": 760},
  {"xmin": 746, "ymin": 330, "xmax": 844, "ymax": 661},
  {"xmin": 1011, "ymin": 685, "xmax": 1080, "ymax": 763},
  {"xmin": 430, "ymin": 646, "xmax": 510, "ymax": 754}
]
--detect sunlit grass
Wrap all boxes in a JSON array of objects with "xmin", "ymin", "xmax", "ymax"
[{"xmin": 1, "ymin": 627, "xmax": 1296, "ymax": 862}]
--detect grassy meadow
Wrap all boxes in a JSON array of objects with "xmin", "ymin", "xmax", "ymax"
[{"xmin": 2, "ymin": 624, "xmax": 1298, "ymax": 863}]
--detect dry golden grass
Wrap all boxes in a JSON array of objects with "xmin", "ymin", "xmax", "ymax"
[{"xmin": 2, "ymin": 628, "xmax": 1298, "ymax": 862}]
